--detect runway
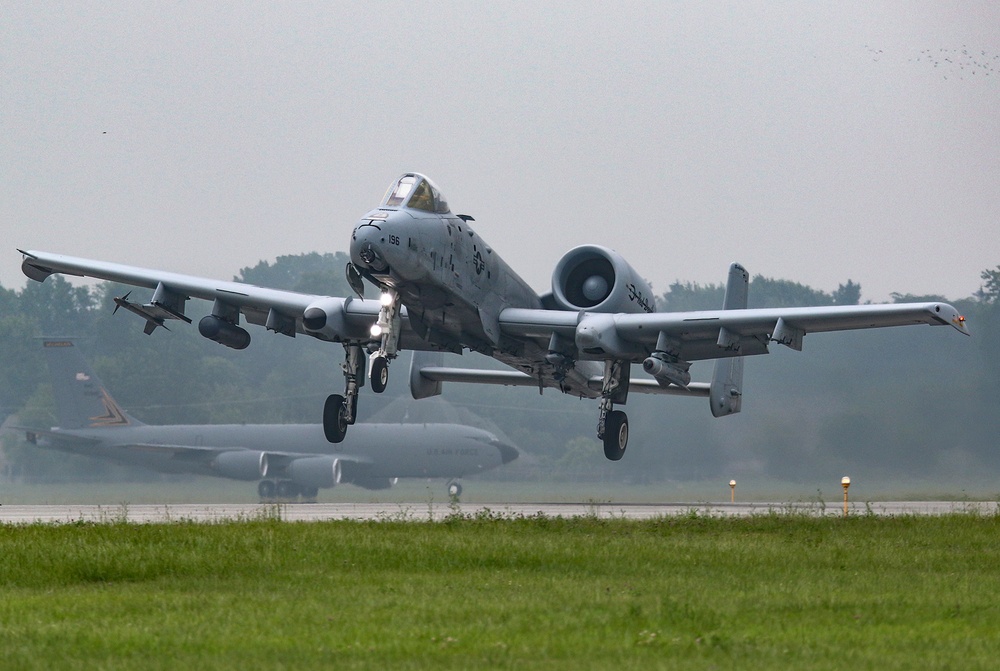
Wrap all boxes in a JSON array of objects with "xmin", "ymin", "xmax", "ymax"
[{"xmin": 1, "ymin": 500, "xmax": 997, "ymax": 524}]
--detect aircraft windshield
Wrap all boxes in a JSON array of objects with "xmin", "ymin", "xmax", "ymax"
[
  {"xmin": 381, "ymin": 174, "xmax": 450, "ymax": 213},
  {"xmin": 384, "ymin": 175, "xmax": 416, "ymax": 207}
]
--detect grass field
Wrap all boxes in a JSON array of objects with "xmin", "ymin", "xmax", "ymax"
[{"xmin": 2, "ymin": 512, "xmax": 999, "ymax": 670}]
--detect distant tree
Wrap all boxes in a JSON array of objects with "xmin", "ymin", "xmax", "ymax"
[
  {"xmin": 17, "ymin": 275, "xmax": 95, "ymax": 334},
  {"xmin": 0, "ymin": 284, "xmax": 18, "ymax": 315},
  {"xmin": 831, "ymin": 280, "xmax": 861, "ymax": 305},
  {"xmin": 748, "ymin": 276, "xmax": 834, "ymax": 308},
  {"xmin": 0, "ymin": 315, "xmax": 43, "ymax": 419},
  {"xmin": 294, "ymin": 267, "xmax": 354, "ymax": 297},
  {"xmin": 976, "ymin": 266, "xmax": 1000, "ymax": 304},
  {"xmin": 658, "ymin": 281, "xmax": 725, "ymax": 312},
  {"xmin": 890, "ymin": 292, "xmax": 949, "ymax": 304},
  {"xmin": 236, "ymin": 252, "xmax": 353, "ymax": 296}
]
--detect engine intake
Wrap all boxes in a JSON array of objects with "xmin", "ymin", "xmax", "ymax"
[{"xmin": 551, "ymin": 245, "xmax": 655, "ymax": 314}]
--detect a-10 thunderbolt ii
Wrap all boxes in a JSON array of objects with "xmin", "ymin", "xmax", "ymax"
[{"xmin": 19, "ymin": 173, "xmax": 969, "ymax": 461}]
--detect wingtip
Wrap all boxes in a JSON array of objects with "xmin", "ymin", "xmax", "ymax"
[{"xmin": 951, "ymin": 314, "xmax": 971, "ymax": 336}]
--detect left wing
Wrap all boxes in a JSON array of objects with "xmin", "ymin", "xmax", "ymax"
[{"xmin": 20, "ymin": 250, "xmax": 384, "ymax": 343}]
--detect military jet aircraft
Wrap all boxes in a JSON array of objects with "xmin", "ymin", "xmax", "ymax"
[
  {"xmin": 19, "ymin": 173, "xmax": 969, "ymax": 461},
  {"xmin": 15, "ymin": 338, "xmax": 517, "ymax": 500}
]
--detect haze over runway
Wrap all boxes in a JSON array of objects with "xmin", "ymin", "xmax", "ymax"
[{"xmin": 3, "ymin": 2, "xmax": 998, "ymax": 302}]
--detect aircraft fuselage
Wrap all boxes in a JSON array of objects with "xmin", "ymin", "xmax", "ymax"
[{"xmin": 351, "ymin": 208, "xmax": 540, "ymax": 350}]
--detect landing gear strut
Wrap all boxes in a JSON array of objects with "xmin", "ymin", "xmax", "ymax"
[
  {"xmin": 369, "ymin": 287, "xmax": 401, "ymax": 394},
  {"xmin": 257, "ymin": 479, "xmax": 319, "ymax": 503},
  {"xmin": 597, "ymin": 359, "xmax": 630, "ymax": 461},
  {"xmin": 323, "ymin": 344, "xmax": 365, "ymax": 443}
]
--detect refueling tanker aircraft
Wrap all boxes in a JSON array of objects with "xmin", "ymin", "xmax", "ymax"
[
  {"xmin": 15, "ymin": 338, "xmax": 517, "ymax": 500},
  {"xmin": 19, "ymin": 173, "xmax": 970, "ymax": 461}
]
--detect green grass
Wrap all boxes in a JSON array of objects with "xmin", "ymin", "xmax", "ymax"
[{"xmin": 2, "ymin": 513, "xmax": 999, "ymax": 670}]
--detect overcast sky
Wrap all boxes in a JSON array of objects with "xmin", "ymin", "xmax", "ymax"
[{"xmin": 3, "ymin": 2, "xmax": 998, "ymax": 303}]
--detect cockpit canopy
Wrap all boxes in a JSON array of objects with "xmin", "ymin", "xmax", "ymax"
[{"xmin": 381, "ymin": 173, "xmax": 450, "ymax": 214}]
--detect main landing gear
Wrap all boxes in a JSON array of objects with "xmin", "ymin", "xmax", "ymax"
[
  {"xmin": 258, "ymin": 479, "xmax": 319, "ymax": 503},
  {"xmin": 322, "ymin": 286, "xmax": 402, "ymax": 444},
  {"xmin": 597, "ymin": 359, "xmax": 630, "ymax": 461}
]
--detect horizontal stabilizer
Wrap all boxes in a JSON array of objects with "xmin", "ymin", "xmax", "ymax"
[{"xmin": 412, "ymin": 364, "xmax": 710, "ymax": 398}]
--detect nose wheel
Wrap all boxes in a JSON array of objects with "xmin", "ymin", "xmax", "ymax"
[
  {"xmin": 371, "ymin": 356, "xmax": 389, "ymax": 393},
  {"xmin": 369, "ymin": 286, "xmax": 401, "ymax": 393}
]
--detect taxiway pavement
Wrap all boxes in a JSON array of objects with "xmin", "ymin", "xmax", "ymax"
[{"xmin": 0, "ymin": 500, "xmax": 996, "ymax": 524}]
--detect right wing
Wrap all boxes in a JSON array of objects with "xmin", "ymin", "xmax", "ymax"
[
  {"xmin": 498, "ymin": 301, "xmax": 970, "ymax": 362},
  {"xmin": 20, "ymin": 250, "xmax": 389, "ymax": 344}
]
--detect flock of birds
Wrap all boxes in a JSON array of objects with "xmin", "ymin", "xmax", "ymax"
[
  {"xmin": 866, "ymin": 45, "xmax": 999, "ymax": 81},
  {"xmin": 912, "ymin": 47, "xmax": 998, "ymax": 80}
]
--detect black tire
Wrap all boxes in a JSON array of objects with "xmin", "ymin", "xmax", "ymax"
[
  {"xmin": 301, "ymin": 486, "xmax": 319, "ymax": 503},
  {"xmin": 603, "ymin": 410, "xmax": 629, "ymax": 461},
  {"xmin": 276, "ymin": 480, "xmax": 299, "ymax": 499},
  {"xmin": 258, "ymin": 480, "xmax": 276, "ymax": 499},
  {"xmin": 447, "ymin": 481, "xmax": 463, "ymax": 498},
  {"xmin": 371, "ymin": 356, "xmax": 389, "ymax": 393},
  {"xmin": 323, "ymin": 394, "xmax": 349, "ymax": 443}
]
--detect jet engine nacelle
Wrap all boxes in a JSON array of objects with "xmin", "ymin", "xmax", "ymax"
[
  {"xmin": 211, "ymin": 450, "xmax": 268, "ymax": 481},
  {"xmin": 301, "ymin": 297, "xmax": 371, "ymax": 342},
  {"xmin": 286, "ymin": 456, "xmax": 343, "ymax": 489},
  {"xmin": 550, "ymin": 245, "xmax": 655, "ymax": 314},
  {"xmin": 347, "ymin": 476, "xmax": 398, "ymax": 491},
  {"xmin": 199, "ymin": 315, "xmax": 251, "ymax": 350}
]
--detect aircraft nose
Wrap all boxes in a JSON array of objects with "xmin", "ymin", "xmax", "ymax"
[
  {"xmin": 494, "ymin": 439, "xmax": 519, "ymax": 465},
  {"xmin": 350, "ymin": 222, "xmax": 389, "ymax": 272}
]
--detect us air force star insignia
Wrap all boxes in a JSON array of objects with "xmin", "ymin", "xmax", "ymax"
[{"xmin": 473, "ymin": 250, "xmax": 485, "ymax": 275}]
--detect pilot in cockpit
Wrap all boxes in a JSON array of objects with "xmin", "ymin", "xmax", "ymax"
[
  {"xmin": 382, "ymin": 174, "xmax": 450, "ymax": 214},
  {"xmin": 407, "ymin": 180, "xmax": 435, "ymax": 211}
]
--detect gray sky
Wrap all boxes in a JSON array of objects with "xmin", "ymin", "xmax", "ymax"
[{"xmin": 3, "ymin": 2, "xmax": 998, "ymax": 302}]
